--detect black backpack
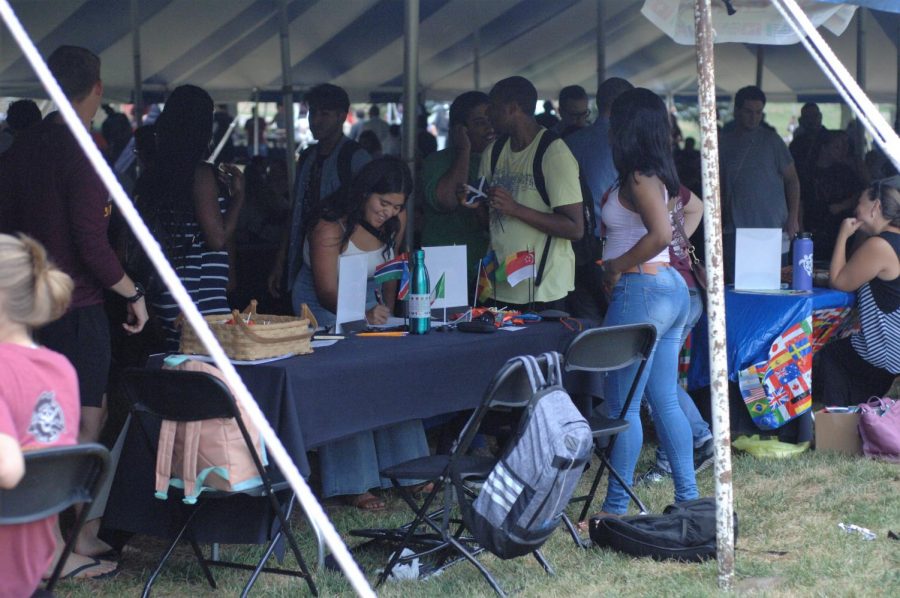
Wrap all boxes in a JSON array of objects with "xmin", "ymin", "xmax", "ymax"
[
  {"xmin": 589, "ymin": 498, "xmax": 738, "ymax": 562},
  {"xmin": 488, "ymin": 130, "xmax": 601, "ymax": 286}
]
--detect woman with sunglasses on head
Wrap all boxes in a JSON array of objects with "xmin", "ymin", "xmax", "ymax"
[
  {"xmin": 587, "ymin": 88, "xmax": 697, "ymax": 524},
  {"xmin": 814, "ymin": 176, "xmax": 900, "ymax": 406},
  {"xmin": 295, "ymin": 156, "xmax": 429, "ymax": 510}
]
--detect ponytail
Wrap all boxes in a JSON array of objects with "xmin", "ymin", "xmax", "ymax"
[{"xmin": 0, "ymin": 234, "xmax": 73, "ymax": 328}]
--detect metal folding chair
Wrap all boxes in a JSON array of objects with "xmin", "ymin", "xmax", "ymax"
[
  {"xmin": 351, "ymin": 354, "xmax": 562, "ymax": 597},
  {"xmin": 0, "ymin": 443, "xmax": 110, "ymax": 593},
  {"xmin": 563, "ymin": 323, "xmax": 657, "ymax": 545},
  {"xmin": 121, "ymin": 368, "xmax": 317, "ymax": 598}
]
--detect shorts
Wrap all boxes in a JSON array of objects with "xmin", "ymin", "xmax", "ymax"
[{"xmin": 37, "ymin": 303, "xmax": 111, "ymax": 408}]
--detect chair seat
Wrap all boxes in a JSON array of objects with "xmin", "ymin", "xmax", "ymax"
[
  {"xmin": 587, "ymin": 414, "xmax": 629, "ymax": 437},
  {"xmin": 381, "ymin": 455, "xmax": 495, "ymax": 481}
]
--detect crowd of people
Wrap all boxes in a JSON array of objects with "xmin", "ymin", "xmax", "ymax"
[{"xmin": 1, "ymin": 42, "xmax": 899, "ymax": 597}]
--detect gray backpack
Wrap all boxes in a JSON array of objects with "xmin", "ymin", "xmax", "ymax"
[{"xmin": 462, "ymin": 352, "xmax": 592, "ymax": 559}]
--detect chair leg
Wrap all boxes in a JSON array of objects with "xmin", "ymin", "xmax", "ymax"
[
  {"xmin": 561, "ymin": 512, "xmax": 587, "ymax": 548},
  {"xmin": 265, "ymin": 492, "xmax": 318, "ymax": 596},
  {"xmin": 577, "ymin": 455, "xmax": 608, "ymax": 523},
  {"xmin": 533, "ymin": 549, "xmax": 554, "ymax": 575},
  {"xmin": 188, "ymin": 540, "xmax": 217, "ymax": 589},
  {"xmin": 239, "ymin": 531, "xmax": 282, "ymax": 598},
  {"xmin": 142, "ymin": 509, "xmax": 202, "ymax": 598},
  {"xmin": 445, "ymin": 534, "xmax": 507, "ymax": 598},
  {"xmin": 375, "ymin": 484, "xmax": 444, "ymax": 587}
]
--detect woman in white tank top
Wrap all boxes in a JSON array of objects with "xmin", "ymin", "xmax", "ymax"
[{"xmin": 591, "ymin": 88, "xmax": 697, "ymax": 520}]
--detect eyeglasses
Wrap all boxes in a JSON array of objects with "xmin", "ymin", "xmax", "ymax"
[{"xmin": 562, "ymin": 109, "xmax": 590, "ymax": 120}]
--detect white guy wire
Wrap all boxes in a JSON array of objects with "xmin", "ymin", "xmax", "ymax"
[
  {"xmin": 207, "ymin": 117, "xmax": 238, "ymax": 164},
  {"xmin": 773, "ymin": 0, "xmax": 900, "ymax": 173},
  {"xmin": 0, "ymin": 2, "xmax": 374, "ymax": 595}
]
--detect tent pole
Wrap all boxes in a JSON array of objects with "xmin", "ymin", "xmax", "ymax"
[
  {"xmin": 597, "ymin": 0, "xmax": 606, "ymax": 87},
  {"xmin": 473, "ymin": 22, "xmax": 480, "ymax": 91},
  {"xmin": 403, "ymin": 0, "xmax": 419, "ymax": 251},
  {"xmin": 278, "ymin": 0, "xmax": 296, "ymax": 201},
  {"xmin": 856, "ymin": 8, "xmax": 867, "ymax": 160},
  {"xmin": 130, "ymin": 0, "xmax": 142, "ymax": 128},
  {"xmin": 694, "ymin": 0, "xmax": 735, "ymax": 591},
  {"xmin": 755, "ymin": 44, "xmax": 764, "ymax": 89},
  {"xmin": 896, "ymin": 17, "xmax": 899, "ymax": 129},
  {"xmin": 252, "ymin": 88, "xmax": 260, "ymax": 157}
]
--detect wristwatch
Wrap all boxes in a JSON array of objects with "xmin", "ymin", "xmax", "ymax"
[{"xmin": 126, "ymin": 282, "xmax": 145, "ymax": 303}]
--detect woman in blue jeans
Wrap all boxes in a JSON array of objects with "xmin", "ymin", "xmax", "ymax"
[{"xmin": 594, "ymin": 88, "xmax": 698, "ymax": 518}]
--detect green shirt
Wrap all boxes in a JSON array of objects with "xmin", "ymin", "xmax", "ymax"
[{"xmin": 421, "ymin": 147, "xmax": 489, "ymax": 292}]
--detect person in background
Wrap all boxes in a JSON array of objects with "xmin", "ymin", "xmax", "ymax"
[
  {"xmin": 294, "ymin": 156, "xmax": 429, "ymax": 510},
  {"xmin": 535, "ymin": 99, "xmax": 559, "ymax": 129},
  {"xmin": 0, "ymin": 100, "xmax": 42, "ymax": 158},
  {"xmin": 814, "ymin": 176, "xmax": 900, "ymax": 406},
  {"xmin": 134, "ymin": 85, "xmax": 244, "ymax": 351},
  {"xmin": 358, "ymin": 129, "xmax": 383, "ymax": 158},
  {"xmin": 589, "ymin": 88, "xmax": 696, "ymax": 524},
  {"xmin": 361, "ymin": 104, "xmax": 391, "ymax": 149},
  {"xmin": 422, "ymin": 91, "xmax": 493, "ymax": 297},
  {"xmin": 554, "ymin": 85, "xmax": 591, "ymax": 138},
  {"xmin": 0, "ymin": 234, "xmax": 117, "ymax": 593}
]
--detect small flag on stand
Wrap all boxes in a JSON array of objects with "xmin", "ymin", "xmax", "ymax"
[
  {"xmin": 373, "ymin": 253, "xmax": 408, "ymax": 285},
  {"xmin": 430, "ymin": 273, "xmax": 446, "ymax": 305},
  {"xmin": 397, "ymin": 262, "xmax": 411, "ymax": 300},
  {"xmin": 505, "ymin": 250, "xmax": 535, "ymax": 287}
]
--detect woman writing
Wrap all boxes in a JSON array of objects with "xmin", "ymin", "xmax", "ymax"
[
  {"xmin": 591, "ymin": 88, "xmax": 697, "ymax": 522},
  {"xmin": 294, "ymin": 156, "xmax": 429, "ymax": 510},
  {"xmin": 134, "ymin": 85, "xmax": 244, "ymax": 350},
  {"xmin": 815, "ymin": 176, "xmax": 900, "ymax": 405}
]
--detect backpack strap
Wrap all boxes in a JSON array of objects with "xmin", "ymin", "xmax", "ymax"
[
  {"xmin": 489, "ymin": 135, "xmax": 509, "ymax": 176},
  {"xmin": 336, "ymin": 138, "xmax": 363, "ymax": 186},
  {"xmin": 531, "ymin": 130, "xmax": 557, "ymax": 287},
  {"xmin": 539, "ymin": 351, "xmax": 564, "ymax": 388},
  {"xmin": 179, "ymin": 420, "xmax": 202, "ymax": 504},
  {"xmin": 154, "ymin": 420, "xmax": 178, "ymax": 500}
]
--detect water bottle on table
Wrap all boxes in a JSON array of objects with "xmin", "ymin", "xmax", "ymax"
[
  {"xmin": 409, "ymin": 249, "xmax": 431, "ymax": 334},
  {"xmin": 792, "ymin": 232, "xmax": 813, "ymax": 291}
]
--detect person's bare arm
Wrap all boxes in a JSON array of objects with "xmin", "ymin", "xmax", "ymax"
[
  {"xmin": 194, "ymin": 164, "xmax": 245, "ymax": 251},
  {"xmin": 308, "ymin": 220, "xmax": 344, "ymax": 313},
  {"xmin": 0, "ymin": 433, "xmax": 24, "ymax": 489},
  {"xmin": 783, "ymin": 162, "xmax": 801, "ymax": 237},
  {"xmin": 267, "ymin": 226, "xmax": 290, "ymax": 297},
  {"xmin": 489, "ymin": 186, "xmax": 583, "ymax": 240},
  {"xmin": 830, "ymin": 218, "xmax": 895, "ymax": 291},
  {"xmin": 433, "ymin": 126, "xmax": 471, "ymax": 211},
  {"xmin": 682, "ymin": 191, "xmax": 703, "ymax": 238}
]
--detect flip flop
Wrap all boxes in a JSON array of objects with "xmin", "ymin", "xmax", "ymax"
[
  {"xmin": 57, "ymin": 557, "xmax": 119, "ymax": 581},
  {"xmin": 345, "ymin": 492, "xmax": 386, "ymax": 511}
]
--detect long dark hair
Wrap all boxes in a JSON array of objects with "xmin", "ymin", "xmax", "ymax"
[
  {"xmin": 319, "ymin": 156, "xmax": 412, "ymax": 258},
  {"xmin": 134, "ymin": 85, "xmax": 214, "ymax": 263},
  {"xmin": 609, "ymin": 87, "xmax": 680, "ymax": 197}
]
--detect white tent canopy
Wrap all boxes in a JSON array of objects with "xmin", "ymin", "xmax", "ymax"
[{"xmin": 1, "ymin": 0, "xmax": 898, "ymax": 104}]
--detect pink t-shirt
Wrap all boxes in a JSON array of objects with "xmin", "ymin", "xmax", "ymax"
[{"xmin": 0, "ymin": 343, "xmax": 79, "ymax": 598}]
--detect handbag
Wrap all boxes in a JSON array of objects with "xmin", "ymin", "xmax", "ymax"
[
  {"xmin": 857, "ymin": 397, "xmax": 900, "ymax": 463},
  {"xmin": 670, "ymin": 197, "xmax": 708, "ymax": 292}
]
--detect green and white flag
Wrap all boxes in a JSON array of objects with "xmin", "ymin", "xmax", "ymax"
[{"xmin": 430, "ymin": 272, "xmax": 446, "ymax": 305}]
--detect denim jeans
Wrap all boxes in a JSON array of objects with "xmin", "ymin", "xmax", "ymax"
[
  {"xmin": 655, "ymin": 288, "xmax": 713, "ymax": 471},
  {"xmin": 601, "ymin": 267, "xmax": 698, "ymax": 514}
]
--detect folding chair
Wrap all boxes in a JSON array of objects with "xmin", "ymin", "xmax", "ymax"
[
  {"xmin": 563, "ymin": 323, "xmax": 657, "ymax": 545},
  {"xmin": 351, "ymin": 353, "xmax": 560, "ymax": 597},
  {"xmin": 0, "ymin": 443, "xmax": 109, "ymax": 593},
  {"xmin": 121, "ymin": 368, "xmax": 317, "ymax": 598}
]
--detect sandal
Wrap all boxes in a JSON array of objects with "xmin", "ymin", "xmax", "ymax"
[
  {"xmin": 46, "ymin": 557, "xmax": 119, "ymax": 581},
  {"xmin": 344, "ymin": 492, "xmax": 386, "ymax": 511},
  {"xmin": 408, "ymin": 482, "xmax": 435, "ymax": 497},
  {"xmin": 576, "ymin": 511, "xmax": 622, "ymax": 533}
]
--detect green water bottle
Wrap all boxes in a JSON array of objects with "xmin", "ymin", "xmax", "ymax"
[{"xmin": 408, "ymin": 249, "xmax": 431, "ymax": 335}]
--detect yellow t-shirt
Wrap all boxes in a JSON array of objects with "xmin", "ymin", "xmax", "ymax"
[{"xmin": 478, "ymin": 130, "xmax": 581, "ymax": 304}]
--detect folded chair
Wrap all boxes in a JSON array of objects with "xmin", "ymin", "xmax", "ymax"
[
  {"xmin": 121, "ymin": 368, "xmax": 317, "ymax": 598},
  {"xmin": 563, "ymin": 323, "xmax": 657, "ymax": 545},
  {"xmin": 351, "ymin": 354, "xmax": 562, "ymax": 597}
]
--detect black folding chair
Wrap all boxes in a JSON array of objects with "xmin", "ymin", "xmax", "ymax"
[
  {"xmin": 121, "ymin": 368, "xmax": 317, "ymax": 598},
  {"xmin": 351, "ymin": 353, "xmax": 561, "ymax": 597},
  {"xmin": 563, "ymin": 323, "xmax": 657, "ymax": 544},
  {"xmin": 0, "ymin": 443, "xmax": 109, "ymax": 593}
]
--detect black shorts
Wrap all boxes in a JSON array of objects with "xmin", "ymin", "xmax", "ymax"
[{"xmin": 37, "ymin": 303, "xmax": 111, "ymax": 408}]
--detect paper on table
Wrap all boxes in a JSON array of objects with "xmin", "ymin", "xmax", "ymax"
[
  {"xmin": 367, "ymin": 316, "xmax": 407, "ymax": 329},
  {"xmin": 735, "ymin": 228, "xmax": 782, "ymax": 291},
  {"xmin": 335, "ymin": 253, "xmax": 369, "ymax": 333}
]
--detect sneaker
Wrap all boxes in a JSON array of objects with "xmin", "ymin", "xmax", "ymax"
[
  {"xmin": 693, "ymin": 438, "xmax": 715, "ymax": 473},
  {"xmin": 635, "ymin": 465, "xmax": 671, "ymax": 484}
]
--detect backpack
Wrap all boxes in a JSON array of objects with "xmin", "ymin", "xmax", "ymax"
[
  {"xmin": 457, "ymin": 352, "xmax": 592, "ymax": 559},
  {"xmin": 155, "ymin": 357, "xmax": 267, "ymax": 504},
  {"xmin": 589, "ymin": 497, "xmax": 738, "ymax": 562},
  {"xmin": 488, "ymin": 131, "xmax": 601, "ymax": 285}
]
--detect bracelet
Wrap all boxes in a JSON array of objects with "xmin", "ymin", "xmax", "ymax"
[{"xmin": 125, "ymin": 282, "xmax": 145, "ymax": 303}]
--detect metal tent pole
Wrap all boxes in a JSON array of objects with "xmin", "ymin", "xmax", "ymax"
[
  {"xmin": 693, "ymin": 0, "xmax": 735, "ymax": 590},
  {"xmin": 279, "ymin": 0, "xmax": 296, "ymax": 201},
  {"xmin": 856, "ymin": 8, "xmax": 867, "ymax": 159},
  {"xmin": 130, "ymin": 0, "xmax": 143, "ymax": 127},
  {"xmin": 597, "ymin": 0, "xmax": 606, "ymax": 88},
  {"xmin": 252, "ymin": 87, "xmax": 260, "ymax": 157},
  {"xmin": 403, "ymin": 0, "xmax": 419, "ymax": 252},
  {"xmin": 755, "ymin": 44, "xmax": 764, "ymax": 89}
]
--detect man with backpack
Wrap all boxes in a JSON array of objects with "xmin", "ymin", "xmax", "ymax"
[
  {"xmin": 267, "ymin": 83, "xmax": 370, "ymax": 312},
  {"xmin": 479, "ymin": 76, "xmax": 584, "ymax": 312}
]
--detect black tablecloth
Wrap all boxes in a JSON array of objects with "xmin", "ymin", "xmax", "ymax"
[{"xmin": 104, "ymin": 321, "xmax": 587, "ymax": 541}]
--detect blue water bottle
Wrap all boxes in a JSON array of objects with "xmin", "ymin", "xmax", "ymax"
[
  {"xmin": 792, "ymin": 232, "xmax": 813, "ymax": 291},
  {"xmin": 408, "ymin": 249, "xmax": 431, "ymax": 334}
]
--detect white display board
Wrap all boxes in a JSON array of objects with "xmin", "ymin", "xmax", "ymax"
[
  {"xmin": 334, "ymin": 253, "xmax": 369, "ymax": 333},
  {"xmin": 423, "ymin": 245, "xmax": 468, "ymax": 309},
  {"xmin": 735, "ymin": 228, "xmax": 782, "ymax": 291}
]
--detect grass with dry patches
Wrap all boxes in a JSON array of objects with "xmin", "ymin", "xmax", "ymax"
[{"xmin": 52, "ymin": 444, "xmax": 899, "ymax": 598}]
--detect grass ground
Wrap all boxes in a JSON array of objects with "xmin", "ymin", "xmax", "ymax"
[{"xmin": 52, "ymin": 441, "xmax": 899, "ymax": 598}]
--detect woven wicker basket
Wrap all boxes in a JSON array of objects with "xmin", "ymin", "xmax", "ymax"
[{"xmin": 179, "ymin": 300, "xmax": 317, "ymax": 360}]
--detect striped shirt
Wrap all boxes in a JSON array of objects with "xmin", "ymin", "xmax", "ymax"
[{"xmin": 851, "ymin": 232, "xmax": 900, "ymax": 374}]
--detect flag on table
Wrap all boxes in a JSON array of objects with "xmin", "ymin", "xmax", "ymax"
[
  {"xmin": 374, "ymin": 254, "xmax": 407, "ymax": 285},
  {"xmin": 482, "ymin": 250, "xmax": 497, "ymax": 280},
  {"xmin": 505, "ymin": 250, "xmax": 535, "ymax": 288},
  {"xmin": 476, "ymin": 268, "xmax": 493, "ymax": 303},
  {"xmin": 430, "ymin": 273, "xmax": 446, "ymax": 305},
  {"xmin": 397, "ymin": 262, "xmax": 411, "ymax": 300}
]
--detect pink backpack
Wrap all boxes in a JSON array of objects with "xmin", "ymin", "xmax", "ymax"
[{"xmin": 155, "ymin": 357, "xmax": 266, "ymax": 504}]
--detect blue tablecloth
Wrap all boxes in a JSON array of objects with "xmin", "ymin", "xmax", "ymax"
[{"xmin": 688, "ymin": 287, "xmax": 854, "ymax": 390}]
